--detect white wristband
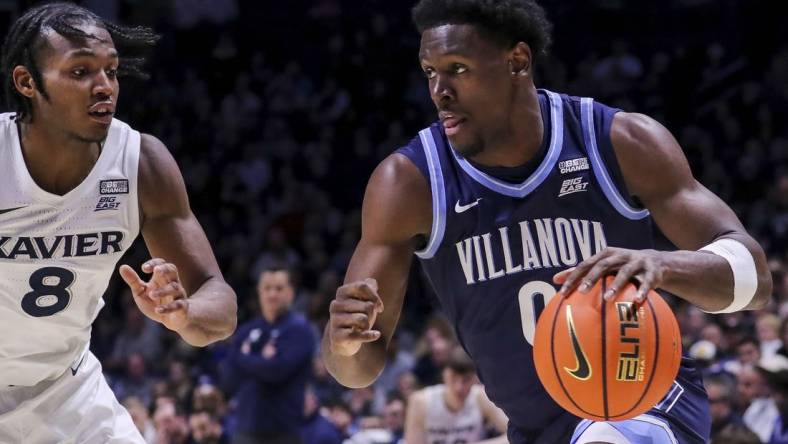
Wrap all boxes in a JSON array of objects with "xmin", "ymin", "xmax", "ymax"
[{"xmin": 699, "ymin": 238, "xmax": 758, "ymax": 313}]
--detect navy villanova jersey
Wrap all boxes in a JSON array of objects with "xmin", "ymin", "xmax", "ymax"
[{"xmin": 398, "ymin": 90, "xmax": 710, "ymax": 443}]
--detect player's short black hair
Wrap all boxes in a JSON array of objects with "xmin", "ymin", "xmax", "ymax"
[
  {"xmin": 412, "ymin": 0, "xmax": 553, "ymax": 58},
  {"xmin": 1, "ymin": 2, "xmax": 159, "ymax": 122}
]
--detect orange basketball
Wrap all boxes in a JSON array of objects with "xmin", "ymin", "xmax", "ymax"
[{"xmin": 533, "ymin": 276, "xmax": 681, "ymax": 421}]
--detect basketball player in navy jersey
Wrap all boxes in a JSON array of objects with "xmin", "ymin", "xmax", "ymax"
[
  {"xmin": 323, "ymin": 1, "xmax": 772, "ymax": 443},
  {"xmin": 0, "ymin": 3, "xmax": 236, "ymax": 442}
]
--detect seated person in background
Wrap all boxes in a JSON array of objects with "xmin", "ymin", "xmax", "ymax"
[{"xmin": 405, "ymin": 347, "xmax": 508, "ymax": 444}]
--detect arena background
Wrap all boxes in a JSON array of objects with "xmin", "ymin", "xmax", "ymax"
[{"xmin": 1, "ymin": 0, "xmax": 788, "ymax": 442}]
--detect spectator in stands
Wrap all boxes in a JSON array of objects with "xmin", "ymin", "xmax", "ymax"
[
  {"xmin": 381, "ymin": 394, "xmax": 406, "ymax": 443},
  {"xmin": 104, "ymin": 291, "xmax": 163, "ymax": 373},
  {"xmin": 705, "ymin": 374, "xmax": 748, "ymax": 440},
  {"xmin": 302, "ymin": 386, "xmax": 344, "ymax": 444},
  {"xmin": 412, "ymin": 317, "xmax": 456, "ymax": 386},
  {"xmin": 189, "ymin": 411, "xmax": 228, "ymax": 444},
  {"xmin": 711, "ymin": 423, "xmax": 761, "ymax": 444},
  {"xmin": 758, "ymin": 314, "xmax": 784, "ymax": 360},
  {"xmin": 738, "ymin": 365, "xmax": 773, "ymax": 418},
  {"xmin": 373, "ymin": 334, "xmax": 415, "ymax": 413},
  {"xmin": 154, "ymin": 397, "xmax": 190, "ymax": 444},
  {"xmin": 324, "ymin": 399, "xmax": 353, "ymax": 441},
  {"xmin": 113, "ymin": 353, "xmax": 157, "ymax": 408},
  {"xmin": 123, "ymin": 396, "xmax": 157, "ymax": 443},
  {"xmin": 756, "ymin": 355, "xmax": 788, "ymax": 443},
  {"xmin": 734, "ymin": 337, "xmax": 763, "ymax": 375},
  {"xmin": 221, "ymin": 264, "xmax": 315, "ymax": 444},
  {"xmin": 405, "ymin": 348, "xmax": 508, "ymax": 444}
]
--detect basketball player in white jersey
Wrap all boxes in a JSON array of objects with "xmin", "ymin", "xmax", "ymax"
[
  {"xmin": 0, "ymin": 3, "xmax": 237, "ymax": 443},
  {"xmin": 405, "ymin": 347, "xmax": 508, "ymax": 444}
]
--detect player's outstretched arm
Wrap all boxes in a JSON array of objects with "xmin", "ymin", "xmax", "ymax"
[
  {"xmin": 322, "ymin": 153, "xmax": 431, "ymax": 388},
  {"xmin": 555, "ymin": 112, "xmax": 771, "ymax": 312},
  {"xmin": 120, "ymin": 134, "xmax": 237, "ymax": 347}
]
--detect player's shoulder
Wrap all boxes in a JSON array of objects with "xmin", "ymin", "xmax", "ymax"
[
  {"xmin": 543, "ymin": 89, "xmax": 621, "ymax": 119},
  {"xmin": 609, "ymin": 111, "xmax": 685, "ymax": 167},
  {"xmin": 379, "ymin": 121, "xmax": 445, "ymax": 186},
  {"xmin": 136, "ymin": 133, "xmax": 183, "ymax": 188},
  {"xmin": 138, "ymin": 132, "xmax": 170, "ymax": 160},
  {"xmin": 394, "ymin": 122, "xmax": 440, "ymax": 159},
  {"xmin": 364, "ymin": 150, "xmax": 432, "ymax": 241}
]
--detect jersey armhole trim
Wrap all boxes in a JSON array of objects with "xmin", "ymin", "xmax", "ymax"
[
  {"xmin": 128, "ymin": 128, "xmax": 142, "ymax": 240},
  {"xmin": 580, "ymin": 98, "xmax": 649, "ymax": 221},
  {"xmin": 415, "ymin": 127, "xmax": 446, "ymax": 259}
]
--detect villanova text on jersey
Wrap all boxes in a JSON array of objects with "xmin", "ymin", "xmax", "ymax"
[
  {"xmin": 455, "ymin": 217, "xmax": 607, "ymax": 285},
  {"xmin": 397, "ymin": 90, "xmax": 710, "ymax": 443}
]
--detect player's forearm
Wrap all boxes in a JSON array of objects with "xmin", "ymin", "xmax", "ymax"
[
  {"xmin": 659, "ymin": 238, "xmax": 771, "ymax": 311},
  {"xmin": 320, "ymin": 328, "xmax": 386, "ymax": 388},
  {"xmin": 176, "ymin": 278, "xmax": 238, "ymax": 346}
]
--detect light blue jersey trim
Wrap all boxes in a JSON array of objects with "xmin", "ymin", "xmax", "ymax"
[
  {"xmin": 581, "ymin": 97, "xmax": 649, "ymax": 220},
  {"xmin": 572, "ymin": 414, "xmax": 678, "ymax": 444},
  {"xmin": 449, "ymin": 90, "xmax": 564, "ymax": 198},
  {"xmin": 415, "ymin": 128, "xmax": 447, "ymax": 259}
]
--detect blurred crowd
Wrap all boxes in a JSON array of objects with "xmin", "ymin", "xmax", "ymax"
[{"xmin": 3, "ymin": 0, "xmax": 787, "ymax": 442}]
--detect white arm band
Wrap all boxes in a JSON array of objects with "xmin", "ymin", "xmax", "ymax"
[{"xmin": 699, "ymin": 238, "xmax": 759, "ymax": 313}]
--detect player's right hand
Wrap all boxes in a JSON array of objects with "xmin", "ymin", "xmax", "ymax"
[{"xmin": 328, "ymin": 278, "xmax": 385, "ymax": 356}]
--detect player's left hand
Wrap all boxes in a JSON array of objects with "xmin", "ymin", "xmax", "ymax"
[
  {"xmin": 553, "ymin": 247, "xmax": 666, "ymax": 302},
  {"xmin": 119, "ymin": 258, "xmax": 190, "ymax": 332}
]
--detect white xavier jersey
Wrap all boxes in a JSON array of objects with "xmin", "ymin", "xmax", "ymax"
[
  {"xmin": 424, "ymin": 384, "xmax": 485, "ymax": 444},
  {"xmin": 0, "ymin": 113, "xmax": 140, "ymax": 386}
]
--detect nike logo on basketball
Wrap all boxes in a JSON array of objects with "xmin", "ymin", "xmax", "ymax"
[
  {"xmin": 0, "ymin": 206, "xmax": 26, "ymax": 215},
  {"xmin": 455, "ymin": 198, "xmax": 482, "ymax": 213},
  {"xmin": 564, "ymin": 305, "xmax": 591, "ymax": 380},
  {"xmin": 70, "ymin": 354, "xmax": 86, "ymax": 376}
]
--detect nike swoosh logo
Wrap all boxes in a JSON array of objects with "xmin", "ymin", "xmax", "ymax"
[
  {"xmin": 564, "ymin": 305, "xmax": 592, "ymax": 380},
  {"xmin": 454, "ymin": 198, "xmax": 482, "ymax": 213},
  {"xmin": 0, "ymin": 206, "xmax": 26, "ymax": 215},
  {"xmin": 70, "ymin": 354, "xmax": 86, "ymax": 376}
]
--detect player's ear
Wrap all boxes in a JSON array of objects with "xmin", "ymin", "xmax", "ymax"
[
  {"xmin": 509, "ymin": 42, "xmax": 532, "ymax": 77},
  {"xmin": 12, "ymin": 65, "xmax": 36, "ymax": 98}
]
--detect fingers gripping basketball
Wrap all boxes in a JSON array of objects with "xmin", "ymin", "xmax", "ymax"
[{"xmin": 533, "ymin": 276, "xmax": 682, "ymax": 421}]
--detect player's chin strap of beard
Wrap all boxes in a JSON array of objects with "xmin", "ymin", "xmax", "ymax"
[{"xmin": 699, "ymin": 238, "xmax": 758, "ymax": 313}]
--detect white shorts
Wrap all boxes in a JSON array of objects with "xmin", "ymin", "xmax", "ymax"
[{"xmin": 0, "ymin": 350, "xmax": 145, "ymax": 444}]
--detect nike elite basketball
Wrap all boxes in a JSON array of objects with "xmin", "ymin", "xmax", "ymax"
[{"xmin": 532, "ymin": 277, "xmax": 682, "ymax": 421}]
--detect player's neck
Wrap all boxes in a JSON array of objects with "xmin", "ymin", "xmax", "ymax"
[
  {"xmin": 467, "ymin": 88, "xmax": 544, "ymax": 168},
  {"xmin": 18, "ymin": 121, "xmax": 101, "ymax": 195}
]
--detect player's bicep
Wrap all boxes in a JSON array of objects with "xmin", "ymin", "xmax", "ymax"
[
  {"xmin": 345, "ymin": 153, "xmax": 431, "ymax": 340},
  {"xmin": 611, "ymin": 113, "xmax": 744, "ymax": 249},
  {"xmin": 142, "ymin": 212, "xmax": 221, "ymax": 294},
  {"xmin": 138, "ymin": 134, "xmax": 222, "ymax": 294},
  {"xmin": 646, "ymin": 181, "xmax": 745, "ymax": 250}
]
